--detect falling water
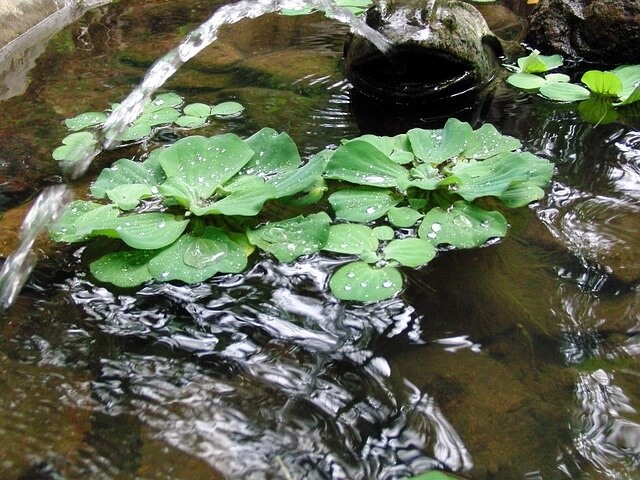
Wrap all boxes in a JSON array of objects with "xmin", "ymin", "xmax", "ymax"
[{"xmin": 0, "ymin": 0, "xmax": 391, "ymax": 309}]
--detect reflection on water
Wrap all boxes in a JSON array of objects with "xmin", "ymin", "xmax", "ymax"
[{"xmin": 0, "ymin": 0, "xmax": 639, "ymax": 479}]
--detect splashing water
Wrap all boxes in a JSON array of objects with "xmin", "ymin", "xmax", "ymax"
[{"xmin": 0, "ymin": 0, "xmax": 391, "ymax": 309}]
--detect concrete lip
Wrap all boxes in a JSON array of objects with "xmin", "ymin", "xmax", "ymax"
[{"xmin": 0, "ymin": 0, "xmax": 110, "ymax": 99}]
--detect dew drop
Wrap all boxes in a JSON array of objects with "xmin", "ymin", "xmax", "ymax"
[
  {"xmin": 366, "ymin": 206, "xmax": 376, "ymax": 214},
  {"xmin": 360, "ymin": 281, "xmax": 368, "ymax": 288},
  {"xmin": 346, "ymin": 271, "xmax": 355, "ymax": 278},
  {"xmin": 158, "ymin": 222, "xmax": 166, "ymax": 229},
  {"xmin": 382, "ymin": 280, "xmax": 393, "ymax": 288},
  {"xmin": 161, "ymin": 271, "xmax": 170, "ymax": 278},
  {"xmin": 150, "ymin": 186, "xmax": 159, "ymax": 194},
  {"xmin": 453, "ymin": 215, "xmax": 473, "ymax": 228},
  {"xmin": 344, "ymin": 285, "xmax": 352, "ymax": 291},
  {"xmin": 431, "ymin": 222, "xmax": 442, "ymax": 232}
]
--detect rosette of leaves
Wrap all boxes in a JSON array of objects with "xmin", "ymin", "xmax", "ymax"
[
  {"xmin": 53, "ymin": 92, "xmax": 245, "ymax": 165},
  {"xmin": 49, "ymin": 127, "xmax": 328, "ymax": 288},
  {"xmin": 322, "ymin": 118, "xmax": 554, "ymax": 301},
  {"xmin": 507, "ymin": 53, "xmax": 640, "ymax": 124}
]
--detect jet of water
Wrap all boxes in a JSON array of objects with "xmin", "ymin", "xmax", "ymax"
[{"xmin": 0, "ymin": 0, "xmax": 391, "ymax": 309}]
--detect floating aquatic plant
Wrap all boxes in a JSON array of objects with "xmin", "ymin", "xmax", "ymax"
[
  {"xmin": 506, "ymin": 51, "xmax": 640, "ymax": 124},
  {"xmin": 52, "ymin": 92, "xmax": 244, "ymax": 165},
  {"xmin": 50, "ymin": 98, "xmax": 553, "ymax": 302}
]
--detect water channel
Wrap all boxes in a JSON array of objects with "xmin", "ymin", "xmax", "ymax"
[{"xmin": 0, "ymin": 1, "xmax": 639, "ymax": 479}]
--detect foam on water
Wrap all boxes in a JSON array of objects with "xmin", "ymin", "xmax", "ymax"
[{"xmin": 0, "ymin": 0, "xmax": 391, "ymax": 309}]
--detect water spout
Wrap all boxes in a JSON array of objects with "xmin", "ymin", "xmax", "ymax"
[{"xmin": 0, "ymin": 0, "xmax": 391, "ymax": 308}]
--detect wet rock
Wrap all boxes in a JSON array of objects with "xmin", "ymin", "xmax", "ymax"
[{"xmin": 527, "ymin": 0, "xmax": 640, "ymax": 64}]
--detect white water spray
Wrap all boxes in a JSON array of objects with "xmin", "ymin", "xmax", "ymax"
[{"xmin": 0, "ymin": 0, "xmax": 390, "ymax": 308}]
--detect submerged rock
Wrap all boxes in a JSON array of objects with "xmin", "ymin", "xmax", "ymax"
[{"xmin": 527, "ymin": 0, "xmax": 640, "ymax": 64}]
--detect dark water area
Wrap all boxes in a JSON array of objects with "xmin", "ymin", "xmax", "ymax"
[{"xmin": 0, "ymin": 1, "xmax": 639, "ymax": 479}]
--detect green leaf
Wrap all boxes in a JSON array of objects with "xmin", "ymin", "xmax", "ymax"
[
  {"xmin": 268, "ymin": 150, "xmax": 328, "ymax": 198},
  {"xmin": 246, "ymin": 212, "xmax": 331, "ymax": 262},
  {"xmin": 157, "ymin": 177, "xmax": 200, "ymax": 208},
  {"xmin": 183, "ymin": 103, "xmax": 211, "ymax": 117},
  {"xmin": 158, "ymin": 134, "xmax": 254, "ymax": 202},
  {"xmin": 49, "ymin": 200, "xmax": 103, "ymax": 243},
  {"xmin": 517, "ymin": 50, "xmax": 562, "ymax": 73},
  {"xmin": 578, "ymin": 96, "xmax": 619, "ymax": 125},
  {"xmin": 449, "ymin": 151, "xmax": 553, "ymax": 201},
  {"xmin": 462, "ymin": 123, "xmax": 522, "ymax": 159},
  {"xmin": 506, "ymin": 72, "xmax": 546, "ymax": 90},
  {"xmin": 90, "ymin": 157, "xmax": 164, "ymax": 199},
  {"xmin": 408, "ymin": 118, "xmax": 473, "ymax": 165},
  {"xmin": 175, "ymin": 115, "xmax": 208, "ymax": 128},
  {"xmin": 347, "ymin": 134, "xmax": 394, "ymax": 155},
  {"xmin": 418, "ymin": 201, "xmax": 508, "ymax": 248},
  {"xmin": 111, "ymin": 213, "xmax": 190, "ymax": 250},
  {"xmin": 325, "ymin": 139, "xmax": 409, "ymax": 187},
  {"xmin": 545, "ymin": 73, "xmax": 570, "ymax": 83},
  {"xmin": 499, "ymin": 181, "xmax": 546, "ymax": 208},
  {"xmin": 136, "ymin": 107, "xmax": 181, "ymax": 127},
  {"xmin": 194, "ymin": 175, "xmax": 277, "ymax": 216},
  {"xmin": 65, "ymin": 112, "xmax": 108, "ymax": 131},
  {"xmin": 329, "ymin": 261, "xmax": 402, "ymax": 302},
  {"xmin": 383, "ymin": 238, "xmax": 436, "ymax": 267},
  {"xmin": 148, "ymin": 227, "xmax": 248, "ymax": 283},
  {"xmin": 328, "ymin": 188, "xmax": 400, "ymax": 222},
  {"xmin": 90, "ymin": 249, "xmax": 157, "ymax": 288},
  {"xmin": 619, "ymin": 84, "xmax": 640, "ymax": 106},
  {"xmin": 116, "ymin": 123, "xmax": 152, "ymax": 142},
  {"xmin": 373, "ymin": 225, "xmax": 395, "ymax": 241},
  {"xmin": 539, "ymin": 82, "xmax": 590, "ymax": 102},
  {"xmin": 210, "ymin": 101, "xmax": 244, "ymax": 116},
  {"xmin": 144, "ymin": 92, "xmax": 183, "ymax": 112},
  {"xmin": 400, "ymin": 471, "xmax": 462, "ymax": 480},
  {"xmin": 52, "ymin": 132, "xmax": 97, "ymax": 163},
  {"xmin": 73, "ymin": 204, "xmax": 121, "ymax": 237},
  {"xmin": 612, "ymin": 65, "xmax": 640, "ymax": 103},
  {"xmin": 581, "ymin": 70, "xmax": 623, "ymax": 96},
  {"xmin": 323, "ymin": 224, "xmax": 379, "ymax": 254},
  {"xmin": 106, "ymin": 184, "xmax": 154, "ymax": 210},
  {"xmin": 243, "ymin": 128, "xmax": 301, "ymax": 175},
  {"xmin": 387, "ymin": 207, "xmax": 423, "ymax": 227}
]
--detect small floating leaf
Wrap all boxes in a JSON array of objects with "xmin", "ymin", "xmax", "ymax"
[
  {"xmin": 517, "ymin": 50, "xmax": 562, "ymax": 73},
  {"xmin": 539, "ymin": 82, "xmax": 590, "ymax": 102},
  {"xmin": 90, "ymin": 249, "xmax": 157, "ymax": 288},
  {"xmin": 463, "ymin": 123, "xmax": 522, "ymax": 159},
  {"xmin": 581, "ymin": 70, "xmax": 623, "ymax": 96},
  {"xmin": 373, "ymin": 225, "xmax": 395, "ymax": 241},
  {"xmin": 418, "ymin": 201, "xmax": 507, "ymax": 248},
  {"xmin": 175, "ymin": 115, "xmax": 208, "ymax": 128},
  {"xmin": 106, "ymin": 184, "xmax": 154, "ymax": 210},
  {"xmin": 325, "ymin": 139, "xmax": 409, "ymax": 187},
  {"xmin": 65, "ymin": 112, "xmax": 108, "ymax": 131},
  {"xmin": 323, "ymin": 224, "xmax": 379, "ymax": 255},
  {"xmin": 52, "ymin": 132, "xmax": 97, "ymax": 163},
  {"xmin": 49, "ymin": 200, "xmax": 103, "ymax": 243},
  {"xmin": 246, "ymin": 212, "xmax": 331, "ymax": 263},
  {"xmin": 408, "ymin": 118, "xmax": 473, "ymax": 165},
  {"xmin": 383, "ymin": 238, "xmax": 436, "ymax": 268},
  {"xmin": 183, "ymin": 103, "xmax": 212, "ymax": 117},
  {"xmin": 90, "ymin": 157, "xmax": 165, "ymax": 198},
  {"xmin": 243, "ymin": 127, "xmax": 301, "ymax": 175},
  {"xmin": 387, "ymin": 207, "xmax": 423, "ymax": 227},
  {"xmin": 506, "ymin": 72, "xmax": 546, "ymax": 90},
  {"xmin": 112, "ymin": 213, "xmax": 190, "ymax": 250},
  {"xmin": 329, "ymin": 261, "xmax": 402, "ymax": 302},
  {"xmin": 328, "ymin": 188, "xmax": 400, "ymax": 222},
  {"xmin": 210, "ymin": 101, "xmax": 245, "ymax": 116}
]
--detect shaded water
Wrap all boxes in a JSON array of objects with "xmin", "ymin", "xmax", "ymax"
[{"xmin": 0, "ymin": 1, "xmax": 639, "ymax": 479}]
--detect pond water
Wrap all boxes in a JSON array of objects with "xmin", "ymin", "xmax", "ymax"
[{"xmin": 0, "ymin": 1, "xmax": 639, "ymax": 479}]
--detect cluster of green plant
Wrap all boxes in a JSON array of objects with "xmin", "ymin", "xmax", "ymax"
[
  {"xmin": 506, "ymin": 50, "xmax": 640, "ymax": 124},
  {"xmin": 49, "ymin": 96, "xmax": 553, "ymax": 302},
  {"xmin": 52, "ymin": 92, "xmax": 244, "ymax": 165}
]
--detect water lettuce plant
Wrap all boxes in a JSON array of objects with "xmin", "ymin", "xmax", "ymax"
[
  {"xmin": 53, "ymin": 92, "xmax": 244, "ymax": 165},
  {"xmin": 50, "ymin": 99, "xmax": 553, "ymax": 302},
  {"xmin": 506, "ymin": 51, "xmax": 640, "ymax": 124}
]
